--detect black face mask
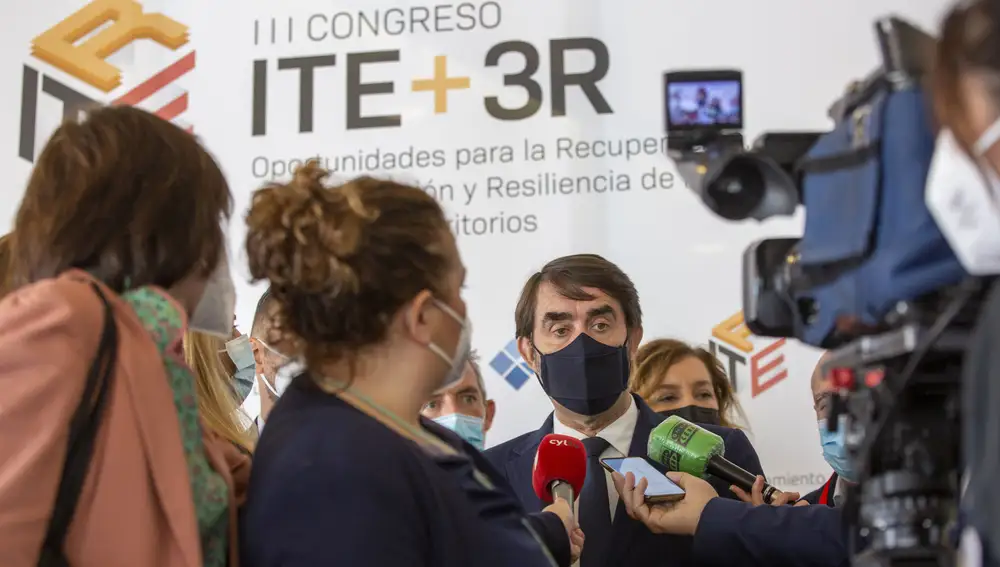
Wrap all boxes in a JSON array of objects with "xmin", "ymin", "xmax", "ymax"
[
  {"xmin": 657, "ymin": 405, "xmax": 721, "ymax": 426},
  {"xmin": 536, "ymin": 333, "xmax": 630, "ymax": 416}
]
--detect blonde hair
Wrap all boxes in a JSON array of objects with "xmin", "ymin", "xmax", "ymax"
[
  {"xmin": 184, "ymin": 331, "xmax": 255, "ymax": 453},
  {"xmin": 630, "ymin": 338, "xmax": 748, "ymax": 429}
]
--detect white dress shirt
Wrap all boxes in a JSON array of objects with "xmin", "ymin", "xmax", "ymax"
[
  {"xmin": 832, "ymin": 475, "xmax": 847, "ymax": 507},
  {"xmin": 241, "ymin": 362, "xmax": 305, "ymax": 435},
  {"xmin": 553, "ymin": 396, "xmax": 639, "ymax": 521}
]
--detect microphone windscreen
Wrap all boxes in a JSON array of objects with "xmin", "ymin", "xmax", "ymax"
[
  {"xmin": 532, "ymin": 434, "xmax": 587, "ymax": 503},
  {"xmin": 647, "ymin": 415, "xmax": 725, "ymax": 477}
]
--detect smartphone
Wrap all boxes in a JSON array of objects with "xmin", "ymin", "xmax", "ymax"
[{"xmin": 600, "ymin": 457, "xmax": 686, "ymax": 503}]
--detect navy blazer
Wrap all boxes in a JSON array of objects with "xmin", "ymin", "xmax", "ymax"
[
  {"xmin": 241, "ymin": 375, "xmax": 567, "ymax": 567},
  {"xmin": 694, "ymin": 498, "xmax": 848, "ymax": 567},
  {"xmin": 483, "ymin": 394, "xmax": 766, "ymax": 567},
  {"xmin": 802, "ymin": 472, "xmax": 838, "ymax": 507}
]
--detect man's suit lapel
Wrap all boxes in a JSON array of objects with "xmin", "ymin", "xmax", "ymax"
[
  {"xmin": 505, "ymin": 414, "xmax": 553, "ymax": 514},
  {"xmin": 605, "ymin": 395, "xmax": 663, "ymax": 564}
]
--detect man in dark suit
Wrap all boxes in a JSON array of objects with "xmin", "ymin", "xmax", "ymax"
[
  {"xmin": 802, "ymin": 353, "xmax": 855, "ymax": 507},
  {"xmin": 801, "ymin": 473, "xmax": 839, "ymax": 507},
  {"xmin": 484, "ymin": 254, "xmax": 766, "ymax": 567}
]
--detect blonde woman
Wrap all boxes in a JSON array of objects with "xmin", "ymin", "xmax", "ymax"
[
  {"xmin": 630, "ymin": 338, "xmax": 748, "ymax": 428},
  {"xmin": 184, "ymin": 331, "xmax": 256, "ymax": 454}
]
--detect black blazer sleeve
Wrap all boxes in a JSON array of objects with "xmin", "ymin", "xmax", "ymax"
[
  {"xmin": 801, "ymin": 486, "xmax": 824, "ymax": 505},
  {"xmin": 692, "ymin": 497, "xmax": 848, "ymax": 567},
  {"xmin": 525, "ymin": 511, "xmax": 571, "ymax": 567}
]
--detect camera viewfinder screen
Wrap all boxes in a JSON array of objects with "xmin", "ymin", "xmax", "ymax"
[{"xmin": 667, "ymin": 80, "xmax": 742, "ymax": 128}]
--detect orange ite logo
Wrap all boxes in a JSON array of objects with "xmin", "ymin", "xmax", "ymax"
[
  {"xmin": 19, "ymin": 0, "xmax": 194, "ymax": 162},
  {"xmin": 709, "ymin": 311, "xmax": 789, "ymax": 398}
]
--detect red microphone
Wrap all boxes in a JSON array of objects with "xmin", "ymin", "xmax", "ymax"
[{"xmin": 532, "ymin": 434, "xmax": 587, "ymax": 513}]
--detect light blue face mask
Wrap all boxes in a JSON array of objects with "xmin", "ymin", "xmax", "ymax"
[
  {"xmin": 433, "ymin": 413, "xmax": 486, "ymax": 451},
  {"xmin": 818, "ymin": 418, "xmax": 856, "ymax": 482},
  {"xmin": 223, "ymin": 336, "xmax": 257, "ymax": 401},
  {"xmin": 224, "ymin": 335, "xmax": 256, "ymax": 370},
  {"xmin": 232, "ymin": 366, "xmax": 255, "ymax": 401}
]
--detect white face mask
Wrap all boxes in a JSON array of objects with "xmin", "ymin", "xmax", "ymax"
[
  {"xmin": 256, "ymin": 339, "xmax": 295, "ymax": 398},
  {"xmin": 926, "ymin": 120, "xmax": 1000, "ymax": 274},
  {"xmin": 189, "ymin": 253, "xmax": 236, "ymax": 338},
  {"xmin": 427, "ymin": 299, "xmax": 473, "ymax": 392}
]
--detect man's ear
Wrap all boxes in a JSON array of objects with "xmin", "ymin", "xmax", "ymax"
[
  {"xmin": 249, "ymin": 337, "xmax": 264, "ymax": 374},
  {"xmin": 402, "ymin": 290, "xmax": 435, "ymax": 345},
  {"xmin": 517, "ymin": 336, "xmax": 538, "ymax": 374},
  {"xmin": 483, "ymin": 399, "xmax": 496, "ymax": 433},
  {"xmin": 628, "ymin": 327, "xmax": 644, "ymax": 359}
]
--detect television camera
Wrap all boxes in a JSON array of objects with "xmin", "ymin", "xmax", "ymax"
[{"xmin": 667, "ymin": 17, "xmax": 986, "ymax": 567}]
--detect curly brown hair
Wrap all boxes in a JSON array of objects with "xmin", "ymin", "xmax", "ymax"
[
  {"xmin": 629, "ymin": 338, "xmax": 747, "ymax": 428},
  {"xmin": 244, "ymin": 161, "xmax": 452, "ymax": 378}
]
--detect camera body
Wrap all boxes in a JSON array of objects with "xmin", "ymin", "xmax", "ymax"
[
  {"xmin": 668, "ymin": 17, "xmax": 973, "ymax": 567},
  {"xmin": 668, "ymin": 18, "xmax": 963, "ymax": 350}
]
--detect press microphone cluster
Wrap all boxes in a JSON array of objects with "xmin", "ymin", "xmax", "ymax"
[
  {"xmin": 532, "ymin": 433, "xmax": 587, "ymax": 513},
  {"xmin": 647, "ymin": 415, "xmax": 783, "ymax": 504}
]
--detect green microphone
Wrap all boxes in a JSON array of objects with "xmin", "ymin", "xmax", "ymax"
[{"xmin": 647, "ymin": 415, "xmax": 780, "ymax": 504}]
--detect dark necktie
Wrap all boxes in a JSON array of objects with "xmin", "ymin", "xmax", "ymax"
[{"xmin": 579, "ymin": 436, "xmax": 612, "ymax": 567}]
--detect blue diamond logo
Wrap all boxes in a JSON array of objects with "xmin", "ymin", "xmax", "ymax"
[
  {"xmin": 490, "ymin": 339, "xmax": 534, "ymax": 390},
  {"xmin": 505, "ymin": 364, "xmax": 531, "ymax": 390},
  {"xmin": 489, "ymin": 351, "xmax": 514, "ymax": 376},
  {"xmin": 503, "ymin": 339, "xmax": 521, "ymax": 359}
]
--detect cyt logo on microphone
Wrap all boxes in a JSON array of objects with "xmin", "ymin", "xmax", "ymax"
[{"xmin": 532, "ymin": 434, "xmax": 586, "ymax": 504}]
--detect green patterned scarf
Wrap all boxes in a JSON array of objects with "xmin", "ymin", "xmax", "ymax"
[{"xmin": 122, "ymin": 287, "xmax": 229, "ymax": 567}]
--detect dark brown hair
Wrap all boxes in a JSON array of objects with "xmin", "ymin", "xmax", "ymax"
[
  {"xmin": 933, "ymin": 0, "xmax": 1000, "ymax": 145},
  {"xmin": 0, "ymin": 233, "xmax": 14, "ymax": 299},
  {"xmin": 514, "ymin": 254, "xmax": 641, "ymax": 338},
  {"xmin": 11, "ymin": 106, "xmax": 232, "ymax": 291},
  {"xmin": 629, "ymin": 338, "xmax": 746, "ymax": 429},
  {"xmin": 245, "ymin": 161, "xmax": 452, "ymax": 374}
]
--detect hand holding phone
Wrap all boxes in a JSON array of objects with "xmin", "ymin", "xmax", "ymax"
[{"xmin": 600, "ymin": 457, "xmax": 686, "ymax": 503}]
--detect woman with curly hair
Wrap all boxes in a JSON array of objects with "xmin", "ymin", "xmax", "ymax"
[{"xmin": 239, "ymin": 162, "xmax": 580, "ymax": 567}]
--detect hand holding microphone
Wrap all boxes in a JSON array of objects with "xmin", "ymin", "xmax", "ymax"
[
  {"xmin": 731, "ymin": 476, "xmax": 805, "ymax": 507},
  {"xmin": 533, "ymin": 434, "xmax": 587, "ymax": 563},
  {"xmin": 647, "ymin": 416, "xmax": 791, "ymax": 505},
  {"xmin": 614, "ymin": 417, "xmax": 807, "ymax": 537}
]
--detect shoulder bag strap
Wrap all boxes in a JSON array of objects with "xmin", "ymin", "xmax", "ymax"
[{"xmin": 36, "ymin": 283, "xmax": 118, "ymax": 567}]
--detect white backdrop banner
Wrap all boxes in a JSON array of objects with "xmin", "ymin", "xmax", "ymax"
[{"xmin": 0, "ymin": 0, "xmax": 953, "ymax": 492}]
